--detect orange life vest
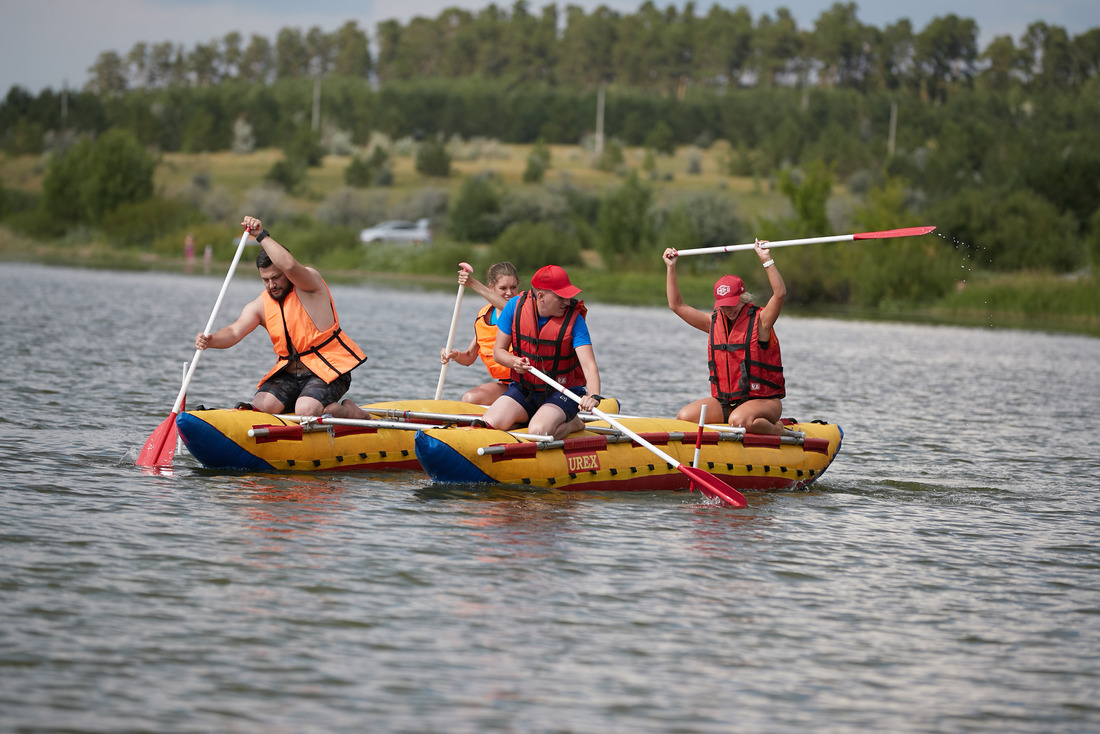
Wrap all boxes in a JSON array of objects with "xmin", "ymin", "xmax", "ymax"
[
  {"xmin": 258, "ymin": 284, "xmax": 367, "ymax": 387},
  {"xmin": 474, "ymin": 303, "xmax": 511, "ymax": 381},
  {"xmin": 510, "ymin": 290, "xmax": 587, "ymax": 393},
  {"xmin": 708, "ymin": 304, "xmax": 784, "ymax": 404}
]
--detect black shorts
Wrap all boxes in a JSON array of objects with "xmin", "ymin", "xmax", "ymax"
[
  {"xmin": 720, "ymin": 397, "xmax": 778, "ymax": 421},
  {"xmin": 501, "ymin": 381, "xmax": 584, "ymax": 422},
  {"xmin": 257, "ymin": 369, "xmax": 352, "ymax": 409}
]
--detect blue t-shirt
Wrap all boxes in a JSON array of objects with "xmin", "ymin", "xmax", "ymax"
[{"xmin": 497, "ymin": 294, "xmax": 592, "ymax": 347}]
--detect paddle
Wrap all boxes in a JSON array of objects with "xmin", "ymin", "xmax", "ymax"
[
  {"xmin": 674, "ymin": 225, "xmax": 936, "ymax": 257},
  {"xmin": 691, "ymin": 403, "xmax": 707, "ymax": 471},
  {"xmin": 136, "ymin": 228, "xmax": 251, "ymax": 467},
  {"xmin": 250, "ymin": 416, "xmax": 552, "ymax": 443},
  {"xmin": 525, "ymin": 366, "xmax": 748, "ymax": 508},
  {"xmin": 434, "ymin": 261, "xmax": 474, "ymax": 400}
]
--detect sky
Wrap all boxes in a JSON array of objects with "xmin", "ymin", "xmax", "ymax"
[{"xmin": 2, "ymin": 0, "xmax": 1099, "ymax": 95}]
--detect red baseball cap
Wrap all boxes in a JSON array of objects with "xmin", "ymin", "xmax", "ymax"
[
  {"xmin": 713, "ymin": 275, "xmax": 745, "ymax": 307},
  {"xmin": 531, "ymin": 264, "xmax": 581, "ymax": 298}
]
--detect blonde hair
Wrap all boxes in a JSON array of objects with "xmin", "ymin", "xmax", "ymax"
[{"xmin": 487, "ymin": 261, "xmax": 518, "ymax": 286}]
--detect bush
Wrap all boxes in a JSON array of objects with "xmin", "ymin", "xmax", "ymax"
[
  {"xmin": 42, "ymin": 128, "xmax": 157, "ymax": 225},
  {"xmin": 372, "ymin": 166, "xmax": 394, "ymax": 187},
  {"xmin": 497, "ymin": 188, "xmax": 570, "ymax": 231},
  {"xmin": 656, "ymin": 191, "xmax": 742, "ymax": 254},
  {"xmin": 100, "ymin": 196, "xmax": 203, "ymax": 248},
  {"xmin": 265, "ymin": 158, "xmax": 306, "ymax": 194},
  {"xmin": 283, "ymin": 224, "xmax": 360, "ymax": 264},
  {"xmin": 345, "ymin": 145, "xmax": 392, "ymax": 188},
  {"xmin": 551, "ymin": 180, "xmax": 601, "ymax": 225},
  {"xmin": 596, "ymin": 170, "xmax": 654, "ymax": 265},
  {"xmin": 594, "ymin": 139, "xmax": 624, "ymax": 172},
  {"xmin": 644, "ymin": 121, "xmax": 675, "ymax": 155},
  {"xmin": 391, "ymin": 187, "xmax": 449, "ymax": 223},
  {"xmin": 416, "ymin": 136, "xmax": 451, "ymax": 177},
  {"xmin": 656, "ymin": 206, "xmax": 701, "ymax": 253},
  {"xmin": 523, "ymin": 154, "xmax": 547, "ymax": 183},
  {"xmin": 448, "ymin": 174, "xmax": 501, "ymax": 242},
  {"xmin": 241, "ymin": 184, "xmax": 297, "ymax": 226},
  {"xmin": 344, "ymin": 156, "xmax": 373, "ymax": 187},
  {"xmin": 491, "ymin": 221, "xmax": 583, "ymax": 274},
  {"xmin": 316, "ymin": 187, "xmax": 384, "ymax": 230},
  {"xmin": 285, "ymin": 125, "xmax": 325, "ymax": 167},
  {"xmin": 523, "ymin": 138, "xmax": 552, "ymax": 183},
  {"xmin": 929, "ymin": 186, "xmax": 1084, "ymax": 272}
]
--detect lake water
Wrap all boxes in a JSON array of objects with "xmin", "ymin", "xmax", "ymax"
[{"xmin": 2, "ymin": 261, "xmax": 1099, "ymax": 733}]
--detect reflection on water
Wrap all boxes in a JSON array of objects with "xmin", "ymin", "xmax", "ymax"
[{"xmin": 2, "ymin": 263, "xmax": 1100, "ymax": 733}]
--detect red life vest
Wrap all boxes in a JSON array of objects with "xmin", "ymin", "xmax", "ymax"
[
  {"xmin": 509, "ymin": 290, "xmax": 588, "ymax": 392},
  {"xmin": 708, "ymin": 304, "xmax": 784, "ymax": 404},
  {"xmin": 258, "ymin": 284, "xmax": 367, "ymax": 387},
  {"xmin": 474, "ymin": 303, "xmax": 511, "ymax": 381}
]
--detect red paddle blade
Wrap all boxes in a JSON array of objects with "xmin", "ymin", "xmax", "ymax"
[
  {"xmin": 679, "ymin": 466, "xmax": 747, "ymax": 508},
  {"xmin": 853, "ymin": 226, "xmax": 936, "ymax": 240},
  {"xmin": 136, "ymin": 412, "xmax": 179, "ymax": 467}
]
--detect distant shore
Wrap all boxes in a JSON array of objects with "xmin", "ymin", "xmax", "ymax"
[{"xmin": 5, "ymin": 238, "xmax": 1096, "ymax": 338}]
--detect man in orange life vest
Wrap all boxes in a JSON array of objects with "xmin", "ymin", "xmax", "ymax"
[
  {"xmin": 194, "ymin": 216, "xmax": 370, "ymax": 419},
  {"xmin": 663, "ymin": 239, "xmax": 788, "ymax": 436},
  {"xmin": 480, "ymin": 264, "xmax": 603, "ymax": 440}
]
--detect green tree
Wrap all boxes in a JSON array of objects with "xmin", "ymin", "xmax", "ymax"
[
  {"xmin": 596, "ymin": 170, "xmax": 654, "ymax": 265},
  {"xmin": 776, "ymin": 161, "xmax": 834, "ymax": 235},
  {"xmin": 222, "ymin": 32, "xmax": 243, "ymax": 79},
  {"xmin": 42, "ymin": 128, "xmax": 156, "ymax": 223},
  {"xmin": 448, "ymin": 174, "xmax": 501, "ymax": 242},
  {"xmin": 752, "ymin": 8, "xmax": 802, "ymax": 86},
  {"xmin": 344, "ymin": 156, "xmax": 373, "ymax": 187},
  {"xmin": 241, "ymin": 34, "xmax": 274, "ymax": 83},
  {"xmin": 331, "ymin": 21, "xmax": 372, "ymax": 78},
  {"xmin": 644, "ymin": 120, "xmax": 676, "ymax": 155},
  {"xmin": 913, "ymin": 14, "xmax": 978, "ymax": 102},
  {"xmin": 523, "ymin": 137, "xmax": 551, "ymax": 182},
  {"xmin": 416, "ymin": 136, "xmax": 451, "ymax": 177},
  {"xmin": 275, "ymin": 27, "xmax": 309, "ymax": 79},
  {"xmin": 812, "ymin": 2, "xmax": 876, "ymax": 90},
  {"xmin": 86, "ymin": 51, "xmax": 128, "ymax": 96},
  {"xmin": 695, "ymin": 4, "xmax": 753, "ymax": 88},
  {"xmin": 285, "ymin": 124, "xmax": 325, "ymax": 167},
  {"xmin": 493, "ymin": 221, "xmax": 583, "ymax": 273}
]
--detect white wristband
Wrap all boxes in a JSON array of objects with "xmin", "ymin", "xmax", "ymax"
[{"xmin": 762, "ymin": 259, "xmax": 775, "ymax": 269}]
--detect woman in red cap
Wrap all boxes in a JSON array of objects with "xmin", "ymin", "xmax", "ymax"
[
  {"xmin": 481, "ymin": 264, "xmax": 603, "ymax": 440},
  {"xmin": 663, "ymin": 240, "xmax": 788, "ymax": 436}
]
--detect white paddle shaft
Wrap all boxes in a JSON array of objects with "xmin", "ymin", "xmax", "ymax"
[
  {"xmin": 434, "ymin": 262, "xmax": 473, "ymax": 400},
  {"xmin": 170, "ymin": 229, "xmax": 250, "ymax": 413}
]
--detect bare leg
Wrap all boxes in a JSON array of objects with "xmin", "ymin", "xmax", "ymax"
[
  {"xmin": 676, "ymin": 397, "xmax": 722, "ymax": 423},
  {"xmin": 481, "ymin": 395, "xmax": 530, "ymax": 432},
  {"xmin": 461, "ymin": 381, "xmax": 509, "ymax": 406},
  {"xmin": 252, "ymin": 392, "xmax": 286, "ymax": 414},
  {"xmin": 529, "ymin": 403, "xmax": 582, "ymax": 440},
  {"xmin": 293, "ymin": 396, "xmax": 325, "ymax": 417},
  {"xmin": 728, "ymin": 398, "xmax": 784, "ymax": 435},
  {"xmin": 327, "ymin": 399, "xmax": 371, "ymax": 419}
]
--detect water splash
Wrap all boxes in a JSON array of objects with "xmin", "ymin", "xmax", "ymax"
[{"xmin": 936, "ymin": 231, "xmax": 996, "ymax": 328}]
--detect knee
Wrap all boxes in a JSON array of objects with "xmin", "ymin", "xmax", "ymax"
[{"xmin": 295, "ymin": 402, "xmax": 323, "ymax": 417}]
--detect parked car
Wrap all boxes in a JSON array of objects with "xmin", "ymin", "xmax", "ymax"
[{"xmin": 359, "ymin": 218, "xmax": 433, "ymax": 244}]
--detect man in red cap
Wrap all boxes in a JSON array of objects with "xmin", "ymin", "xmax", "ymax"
[
  {"xmin": 662, "ymin": 239, "xmax": 788, "ymax": 436},
  {"xmin": 480, "ymin": 264, "xmax": 603, "ymax": 439}
]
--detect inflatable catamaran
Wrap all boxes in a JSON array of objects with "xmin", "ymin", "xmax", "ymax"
[{"xmin": 175, "ymin": 399, "xmax": 842, "ymax": 496}]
